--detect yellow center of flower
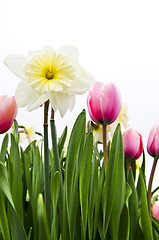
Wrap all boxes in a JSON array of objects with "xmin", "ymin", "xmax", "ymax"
[
  {"xmin": 24, "ymin": 49, "xmax": 75, "ymax": 94},
  {"xmin": 46, "ymin": 67, "xmax": 54, "ymax": 80}
]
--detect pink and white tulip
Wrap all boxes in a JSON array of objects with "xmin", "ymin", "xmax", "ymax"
[
  {"xmin": 122, "ymin": 128, "xmax": 143, "ymax": 160},
  {"xmin": 0, "ymin": 95, "xmax": 18, "ymax": 134},
  {"xmin": 87, "ymin": 82, "xmax": 122, "ymax": 125},
  {"xmin": 153, "ymin": 202, "xmax": 159, "ymax": 220},
  {"xmin": 147, "ymin": 124, "xmax": 159, "ymax": 158}
]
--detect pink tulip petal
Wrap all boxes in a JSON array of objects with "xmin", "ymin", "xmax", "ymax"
[
  {"xmin": 147, "ymin": 124, "xmax": 159, "ymax": 157},
  {"xmin": 0, "ymin": 95, "xmax": 18, "ymax": 134},
  {"xmin": 100, "ymin": 83, "xmax": 122, "ymax": 124},
  {"xmin": 153, "ymin": 202, "xmax": 159, "ymax": 220},
  {"xmin": 87, "ymin": 82, "xmax": 104, "ymax": 124},
  {"xmin": 123, "ymin": 128, "xmax": 143, "ymax": 160}
]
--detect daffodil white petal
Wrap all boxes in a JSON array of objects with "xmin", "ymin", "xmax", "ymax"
[
  {"xmin": 4, "ymin": 54, "xmax": 26, "ymax": 79},
  {"xmin": 59, "ymin": 46, "xmax": 79, "ymax": 65},
  {"xmin": 27, "ymin": 94, "xmax": 48, "ymax": 111},
  {"xmin": 48, "ymin": 92, "xmax": 74, "ymax": 117},
  {"xmin": 68, "ymin": 70, "xmax": 94, "ymax": 94},
  {"xmin": 15, "ymin": 81, "xmax": 40, "ymax": 107},
  {"xmin": 69, "ymin": 95, "xmax": 75, "ymax": 111}
]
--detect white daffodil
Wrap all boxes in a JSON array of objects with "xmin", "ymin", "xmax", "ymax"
[{"xmin": 4, "ymin": 46, "xmax": 94, "ymax": 117}]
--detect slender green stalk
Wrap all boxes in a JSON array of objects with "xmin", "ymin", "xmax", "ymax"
[
  {"xmin": 147, "ymin": 157, "xmax": 158, "ymax": 221},
  {"xmin": 43, "ymin": 101, "xmax": 51, "ymax": 227},
  {"xmin": 103, "ymin": 124, "xmax": 108, "ymax": 172},
  {"xmin": 50, "ymin": 109, "xmax": 61, "ymax": 173}
]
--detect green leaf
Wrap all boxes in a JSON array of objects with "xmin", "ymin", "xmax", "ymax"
[
  {"xmin": 109, "ymin": 124, "xmax": 126, "ymax": 239},
  {"xmin": 0, "ymin": 162, "xmax": 14, "ymax": 207},
  {"xmin": 88, "ymin": 151, "xmax": 98, "ymax": 240},
  {"xmin": 79, "ymin": 132, "xmax": 93, "ymax": 239},
  {"xmin": 0, "ymin": 190, "xmax": 11, "ymax": 240},
  {"xmin": 10, "ymin": 133, "xmax": 23, "ymax": 220},
  {"xmin": 127, "ymin": 168, "xmax": 139, "ymax": 240},
  {"xmin": 65, "ymin": 111, "xmax": 86, "ymax": 238},
  {"xmin": 141, "ymin": 150, "xmax": 146, "ymax": 175},
  {"xmin": 65, "ymin": 110, "xmax": 86, "ymax": 207},
  {"xmin": 93, "ymin": 164, "xmax": 105, "ymax": 239},
  {"xmin": 152, "ymin": 216, "xmax": 159, "ymax": 234},
  {"xmin": 118, "ymin": 183, "xmax": 132, "ymax": 240},
  {"xmin": 152, "ymin": 186, "xmax": 159, "ymax": 196},
  {"xmin": 0, "ymin": 161, "xmax": 28, "ymax": 240},
  {"xmin": 153, "ymin": 227, "xmax": 159, "ymax": 239},
  {"xmin": 37, "ymin": 194, "xmax": 51, "ymax": 240},
  {"xmin": 50, "ymin": 120, "xmax": 61, "ymax": 173},
  {"xmin": 51, "ymin": 171, "xmax": 60, "ymax": 240},
  {"xmin": 0, "ymin": 134, "xmax": 9, "ymax": 163},
  {"xmin": 102, "ymin": 124, "xmax": 124, "ymax": 238},
  {"xmin": 140, "ymin": 171, "xmax": 153, "ymax": 240},
  {"xmin": 69, "ymin": 131, "xmax": 85, "ymax": 240},
  {"xmin": 13, "ymin": 119, "xmax": 19, "ymax": 142},
  {"xmin": 8, "ymin": 204, "xmax": 28, "ymax": 240},
  {"xmin": 58, "ymin": 126, "xmax": 67, "ymax": 157}
]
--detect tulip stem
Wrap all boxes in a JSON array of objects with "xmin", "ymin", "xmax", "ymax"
[
  {"xmin": 147, "ymin": 157, "xmax": 158, "ymax": 222},
  {"xmin": 103, "ymin": 124, "xmax": 108, "ymax": 172},
  {"xmin": 127, "ymin": 159, "xmax": 132, "ymax": 176},
  {"xmin": 43, "ymin": 100, "xmax": 51, "ymax": 227}
]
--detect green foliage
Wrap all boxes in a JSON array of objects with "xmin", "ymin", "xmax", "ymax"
[{"xmin": 0, "ymin": 110, "xmax": 158, "ymax": 239}]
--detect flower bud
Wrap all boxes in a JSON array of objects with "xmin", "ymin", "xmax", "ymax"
[
  {"xmin": 0, "ymin": 95, "xmax": 18, "ymax": 134},
  {"xmin": 87, "ymin": 82, "xmax": 122, "ymax": 125},
  {"xmin": 153, "ymin": 202, "xmax": 159, "ymax": 220},
  {"xmin": 147, "ymin": 124, "xmax": 159, "ymax": 158},
  {"xmin": 122, "ymin": 128, "xmax": 143, "ymax": 160}
]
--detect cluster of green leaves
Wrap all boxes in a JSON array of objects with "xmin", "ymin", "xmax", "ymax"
[{"xmin": 0, "ymin": 110, "xmax": 159, "ymax": 239}]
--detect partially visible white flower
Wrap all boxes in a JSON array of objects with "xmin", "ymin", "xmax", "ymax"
[
  {"xmin": 4, "ymin": 46, "xmax": 94, "ymax": 117},
  {"xmin": 91, "ymin": 104, "xmax": 129, "ymax": 143},
  {"xmin": 107, "ymin": 103, "xmax": 129, "ymax": 142},
  {"xmin": 10, "ymin": 122, "xmax": 43, "ymax": 148},
  {"xmin": 136, "ymin": 156, "xmax": 143, "ymax": 179},
  {"xmin": 18, "ymin": 124, "xmax": 37, "ymax": 143}
]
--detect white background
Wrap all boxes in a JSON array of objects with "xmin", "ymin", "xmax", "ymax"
[{"xmin": 0, "ymin": 0, "xmax": 159, "ymax": 188}]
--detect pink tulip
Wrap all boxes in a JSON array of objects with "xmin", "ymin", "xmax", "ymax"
[
  {"xmin": 153, "ymin": 202, "xmax": 159, "ymax": 220},
  {"xmin": 147, "ymin": 124, "xmax": 159, "ymax": 158},
  {"xmin": 0, "ymin": 95, "xmax": 18, "ymax": 134},
  {"xmin": 87, "ymin": 82, "xmax": 122, "ymax": 125},
  {"xmin": 122, "ymin": 128, "xmax": 143, "ymax": 160}
]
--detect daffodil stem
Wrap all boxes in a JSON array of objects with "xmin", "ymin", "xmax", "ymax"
[
  {"xmin": 147, "ymin": 157, "xmax": 158, "ymax": 222},
  {"xmin": 51, "ymin": 107, "xmax": 54, "ymax": 121},
  {"xmin": 103, "ymin": 124, "xmax": 108, "ymax": 173},
  {"xmin": 44, "ymin": 101, "xmax": 51, "ymax": 227}
]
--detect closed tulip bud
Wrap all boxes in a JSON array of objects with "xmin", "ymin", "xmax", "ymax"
[
  {"xmin": 153, "ymin": 202, "xmax": 159, "ymax": 220},
  {"xmin": 0, "ymin": 95, "xmax": 18, "ymax": 134},
  {"xmin": 87, "ymin": 82, "xmax": 122, "ymax": 125},
  {"xmin": 122, "ymin": 128, "xmax": 143, "ymax": 160},
  {"xmin": 147, "ymin": 124, "xmax": 159, "ymax": 158}
]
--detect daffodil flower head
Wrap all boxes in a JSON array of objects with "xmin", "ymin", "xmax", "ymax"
[{"xmin": 4, "ymin": 46, "xmax": 94, "ymax": 117}]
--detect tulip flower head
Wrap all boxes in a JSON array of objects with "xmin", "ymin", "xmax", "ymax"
[
  {"xmin": 87, "ymin": 82, "xmax": 122, "ymax": 125},
  {"xmin": 147, "ymin": 124, "xmax": 159, "ymax": 158},
  {"xmin": 153, "ymin": 202, "xmax": 159, "ymax": 220},
  {"xmin": 0, "ymin": 95, "xmax": 18, "ymax": 134},
  {"xmin": 4, "ymin": 46, "xmax": 94, "ymax": 117},
  {"xmin": 122, "ymin": 128, "xmax": 143, "ymax": 160}
]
